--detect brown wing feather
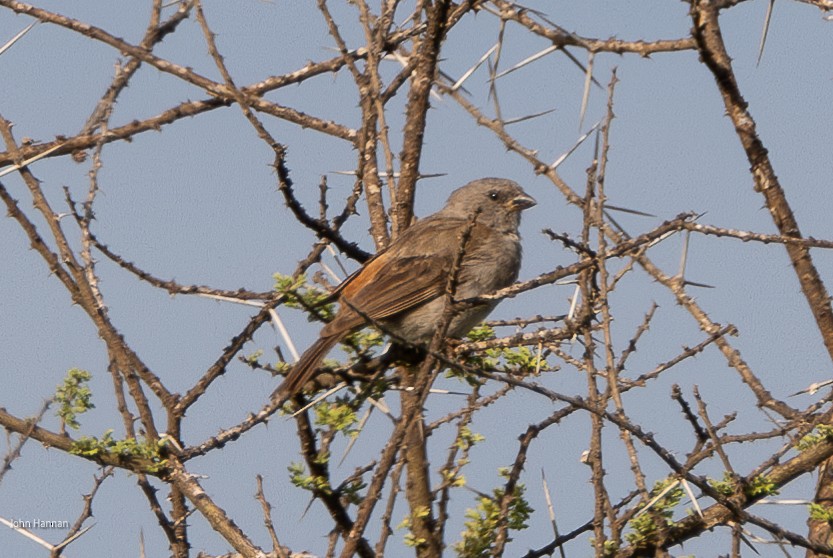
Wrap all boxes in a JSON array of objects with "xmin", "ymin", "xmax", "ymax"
[
  {"xmin": 272, "ymin": 334, "xmax": 341, "ymax": 403},
  {"xmin": 322, "ymin": 255, "xmax": 451, "ymax": 335}
]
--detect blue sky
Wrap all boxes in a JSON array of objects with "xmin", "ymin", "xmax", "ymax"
[{"xmin": 1, "ymin": 1, "xmax": 833, "ymax": 556}]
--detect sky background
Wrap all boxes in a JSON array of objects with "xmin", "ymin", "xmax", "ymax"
[{"xmin": 1, "ymin": 1, "xmax": 833, "ymax": 556}]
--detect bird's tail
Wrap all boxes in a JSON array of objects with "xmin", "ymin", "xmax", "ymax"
[{"xmin": 272, "ymin": 335, "xmax": 341, "ymax": 404}]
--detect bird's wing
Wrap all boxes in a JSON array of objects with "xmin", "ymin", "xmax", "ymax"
[
  {"xmin": 322, "ymin": 216, "xmax": 488, "ymax": 334},
  {"xmin": 322, "ymin": 252, "xmax": 452, "ymax": 335}
]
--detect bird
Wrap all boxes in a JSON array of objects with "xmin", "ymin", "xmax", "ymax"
[{"xmin": 274, "ymin": 177, "xmax": 536, "ymax": 402}]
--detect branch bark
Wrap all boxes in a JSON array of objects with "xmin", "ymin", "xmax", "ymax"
[
  {"xmin": 393, "ymin": 0, "xmax": 452, "ymax": 237},
  {"xmin": 691, "ymin": 3, "xmax": 833, "ymax": 553}
]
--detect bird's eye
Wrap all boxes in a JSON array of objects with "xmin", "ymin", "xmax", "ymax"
[{"xmin": 489, "ymin": 191, "xmax": 499, "ymax": 201}]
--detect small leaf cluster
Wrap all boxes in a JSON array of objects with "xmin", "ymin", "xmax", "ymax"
[
  {"xmin": 288, "ymin": 462, "xmax": 332, "ymax": 495},
  {"xmin": 70, "ymin": 430, "xmax": 168, "ymax": 473},
  {"xmin": 456, "ymin": 426, "xmax": 485, "ymax": 451},
  {"xmin": 343, "ymin": 328, "xmax": 384, "ymax": 358},
  {"xmin": 55, "ymin": 368, "xmax": 95, "ymax": 430},
  {"xmin": 454, "ymin": 473, "xmax": 533, "ymax": 558},
  {"xmin": 314, "ymin": 400, "xmax": 359, "ymax": 436},
  {"xmin": 397, "ymin": 506, "xmax": 431, "ymax": 548},
  {"xmin": 625, "ymin": 479, "xmax": 684, "ymax": 547},
  {"xmin": 441, "ymin": 468, "xmax": 467, "ymax": 489},
  {"xmin": 745, "ymin": 474, "xmax": 778, "ymax": 497},
  {"xmin": 273, "ymin": 361, "xmax": 292, "ymax": 375},
  {"xmin": 708, "ymin": 473, "xmax": 737, "ymax": 496},
  {"xmin": 708, "ymin": 472, "xmax": 778, "ymax": 498},
  {"xmin": 273, "ymin": 273, "xmax": 335, "ymax": 322},
  {"xmin": 458, "ymin": 325, "xmax": 550, "ymax": 381},
  {"xmin": 288, "ymin": 462, "xmax": 366, "ymax": 506},
  {"xmin": 339, "ymin": 477, "xmax": 367, "ymax": 506},
  {"xmin": 440, "ymin": 426, "xmax": 486, "ymax": 490},
  {"xmin": 243, "ymin": 349, "xmax": 264, "ymax": 365},
  {"xmin": 459, "ymin": 326, "xmax": 500, "ymax": 374},
  {"xmin": 503, "ymin": 346, "xmax": 547, "ymax": 372},
  {"xmin": 797, "ymin": 424, "xmax": 833, "ymax": 451},
  {"xmin": 588, "ymin": 539, "xmax": 620, "ymax": 556},
  {"xmin": 809, "ymin": 503, "xmax": 833, "ymax": 523},
  {"xmin": 466, "ymin": 325, "xmax": 498, "ymax": 343}
]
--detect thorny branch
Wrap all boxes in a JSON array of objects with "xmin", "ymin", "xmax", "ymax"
[{"xmin": 2, "ymin": 1, "xmax": 833, "ymax": 558}]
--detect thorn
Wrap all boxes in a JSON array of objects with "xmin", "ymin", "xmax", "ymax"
[
  {"xmin": 634, "ymin": 479, "xmax": 681, "ymax": 518},
  {"xmin": 603, "ymin": 204, "xmax": 656, "ymax": 218},
  {"xmin": 290, "ymin": 382, "xmax": 348, "ymax": 417},
  {"xmin": 0, "ymin": 143, "xmax": 66, "ymax": 178},
  {"xmin": 494, "ymin": 45, "xmax": 559, "ymax": 79},
  {"xmin": 0, "ymin": 21, "xmax": 39, "ymax": 58},
  {"xmin": 790, "ymin": 378, "xmax": 833, "ymax": 396},
  {"xmin": 504, "ymin": 108, "xmax": 557, "ymax": 126},
  {"xmin": 452, "ymin": 43, "xmax": 499, "ymax": 91},
  {"xmin": 550, "ymin": 120, "xmax": 602, "ymax": 169},
  {"xmin": 578, "ymin": 51, "xmax": 595, "ymax": 130},
  {"xmin": 680, "ymin": 479, "xmax": 703, "ymax": 519},
  {"xmin": 682, "ymin": 279, "xmax": 716, "ymax": 289},
  {"xmin": 756, "ymin": 0, "xmax": 776, "ymax": 67}
]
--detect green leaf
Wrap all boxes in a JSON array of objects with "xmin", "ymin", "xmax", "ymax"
[
  {"xmin": 55, "ymin": 368, "xmax": 95, "ymax": 430},
  {"xmin": 454, "ymin": 473, "xmax": 533, "ymax": 557}
]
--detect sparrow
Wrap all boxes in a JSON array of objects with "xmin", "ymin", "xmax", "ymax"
[{"xmin": 275, "ymin": 177, "xmax": 536, "ymax": 401}]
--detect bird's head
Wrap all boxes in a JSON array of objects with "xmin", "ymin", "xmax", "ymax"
[{"xmin": 442, "ymin": 177, "xmax": 536, "ymax": 231}]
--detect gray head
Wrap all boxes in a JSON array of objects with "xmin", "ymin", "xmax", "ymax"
[{"xmin": 441, "ymin": 178, "xmax": 536, "ymax": 231}]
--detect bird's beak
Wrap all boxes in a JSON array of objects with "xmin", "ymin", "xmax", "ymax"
[{"xmin": 509, "ymin": 193, "xmax": 537, "ymax": 211}]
